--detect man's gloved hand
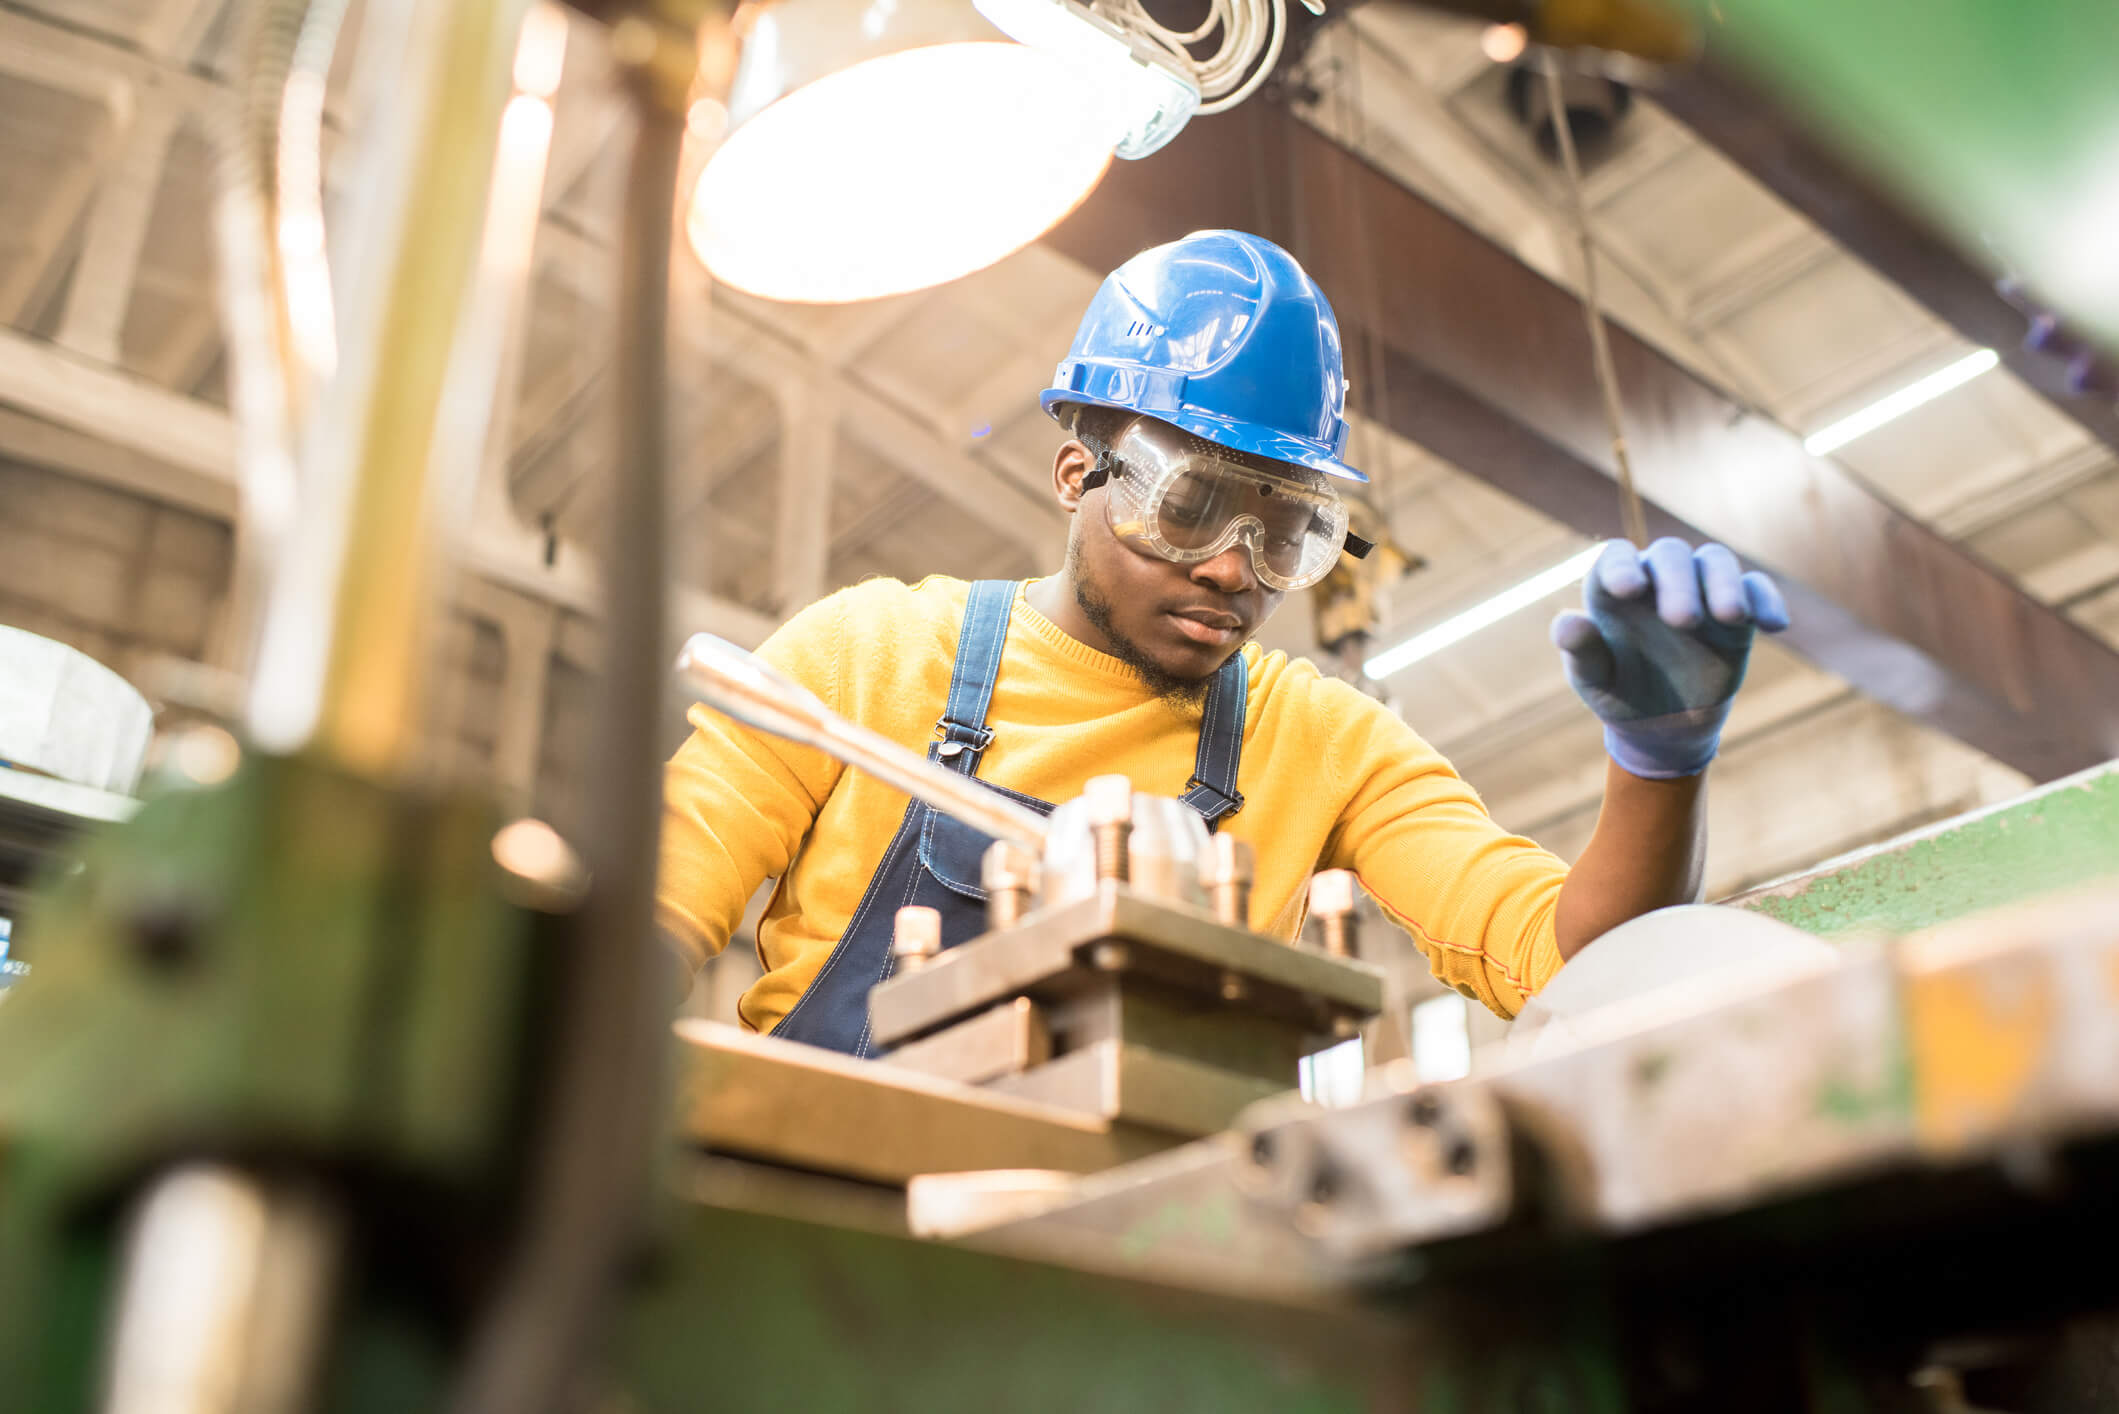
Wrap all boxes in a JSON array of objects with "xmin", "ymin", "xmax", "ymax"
[{"xmin": 1552, "ymin": 538, "xmax": 1790, "ymax": 779}]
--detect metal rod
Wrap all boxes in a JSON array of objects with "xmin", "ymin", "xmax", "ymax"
[
  {"xmin": 674, "ymin": 633, "xmax": 1051, "ymax": 854},
  {"xmin": 100, "ymin": 1166, "xmax": 341, "ymax": 1414},
  {"xmin": 243, "ymin": 0, "xmax": 530, "ymax": 769},
  {"xmin": 449, "ymin": 13, "xmax": 696, "ymax": 1412}
]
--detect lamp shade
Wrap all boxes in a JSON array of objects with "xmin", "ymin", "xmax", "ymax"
[{"xmin": 688, "ymin": 0, "xmax": 1120, "ymax": 304}]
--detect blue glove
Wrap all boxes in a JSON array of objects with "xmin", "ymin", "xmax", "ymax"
[{"xmin": 1552, "ymin": 538, "xmax": 1790, "ymax": 779}]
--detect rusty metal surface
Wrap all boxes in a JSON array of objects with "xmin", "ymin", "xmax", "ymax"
[
  {"xmin": 1047, "ymin": 106, "xmax": 2119, "ymax": 781},
  {"xmin": 885, "ymin": 996, "xmax": 1054, "ymax": 1085},
  {"xmin": 671, "ymin": 1020, "xmax": 1174, "ymax": 1183},
  {"xmin": 1727, "ymin": 761, "xmax": 2119, "ymax": 939},
  {"xmin": 868, "ymin": 883, "xmax": 1384, "ymax": 1048},
  {"xmin": 992, "ymin": 886, "xmax": 2119, "ymax": 1283},
  {"xmin": 987, "ymin": 1039, "xmax": 1290, "ymax": 1138}
]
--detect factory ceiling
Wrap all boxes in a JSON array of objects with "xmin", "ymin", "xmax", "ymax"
[{"xmin": 2, "ymin": 0, "xmax": 2117, "ymax": 883}]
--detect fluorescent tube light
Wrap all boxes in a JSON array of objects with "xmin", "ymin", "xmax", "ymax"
[
  {"xmin": 1801, "ymin": 348, "xmax": 2000, "ymax": 457},
  {"xmin": 1364, "ymin": 545, "xmax": 1602, "ymax": 682}
]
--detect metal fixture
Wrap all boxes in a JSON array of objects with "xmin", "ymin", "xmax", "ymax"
[
  {"xmin": 893, "ymin": 905, "xmax": 943, "ymax": 972},
  {"xmin": 100, "ymin": 1166, "xmax": 342, "ymax": 1414},
  {"xmin": 981, "ymin": 841, "xmax": 1040, "ymax": 929},
  {"xmin": 1201, "ymin": 834, "xmax": 1255, "ymax": 927},
  {"xmin": 1083, "ymin": 774, "xmax": 1134, "ymax": 884},
  {"xmin": 871, "ymin": 886, "xmax": 1384, "ymax": 1137},
  {"xmin": 1309, "ymin": 870, "xmax": 1359, "ymax": 959},
  {"xmin": 690, "ymin": 0, "xmax": 1121, "ymax": 303}
]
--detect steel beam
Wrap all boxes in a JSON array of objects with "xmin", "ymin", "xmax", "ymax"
[
  {"xmin": 1044, "ymin": 103, "xmax": 2119, "ymax": 781},
  {"xmin": 1655, "ymin": 63, "xmax": 2119, "ymax": 459}
]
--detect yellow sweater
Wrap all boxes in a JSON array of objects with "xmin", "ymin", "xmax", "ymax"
[{"xmin": 658, "ymin": 577, "xmax": 1569, "ymax": 1029}]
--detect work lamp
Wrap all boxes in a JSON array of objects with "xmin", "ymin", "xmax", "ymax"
[{"xmin": 686, "ymin": 0, "xmax": 1199, "ymax": 304}]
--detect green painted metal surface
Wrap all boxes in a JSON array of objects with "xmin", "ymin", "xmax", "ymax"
[
  {"xmin": 616, "ymin": 1197, "xmax": 1640, "ymax": 1414},
  {"xmin": 1693, "ymin": 0, "xmax": 2119, "ymax": 355},
  {"xmin": 1729, "ymin": 762, "xmax": 2119, "ymax": 939},
  {"xmin": 0, "ymin": 754, "xmax": 542, "ymax": 1409}
]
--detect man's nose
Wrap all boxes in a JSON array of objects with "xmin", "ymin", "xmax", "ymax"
[{"xmin": 1191, "ymin": 544, "xmax": 1255, "ymax": 594}]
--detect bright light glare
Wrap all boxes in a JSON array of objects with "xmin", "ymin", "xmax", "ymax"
[
  {"xmin": 1364, "ymin": 545, "xmax": 1602, "ymax": 681},
  {"xmin": 690, "ymin": 43, "xmax": 1115, "ymax": 303},
  {"xmin": 1297, "ymin": 1037, "xmax": 1366, "ymax": 1107},
  {"xmin": 973, "ymin": 0, "xmax": 1200, "ymax": 158},
  {"xmin": 1411, "ymin": 994, "xmax": 1472, "ymax": 1083},
  {"xmin": 686, "ymin": 97, "xmax": 729, "ymax": 144},
  {"xmin": 513, "ymin": 2, "xmax": 570, "ymax": 99},
  {"xmin": 1480, "ymin": 23, "xmax": 1528, "ymax": 63},
  {"xmin": 1801, "ymin": 348, "xmax": 1999, "ymax": 457}
]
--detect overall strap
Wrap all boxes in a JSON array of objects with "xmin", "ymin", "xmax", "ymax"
[
  {"xmin": 1180, "ymin": 651, "xmax": 1249, "ymax": 828},
  {"xmin": 933, "ymin": 580, "xmax": 1018, "ymax": 777}
]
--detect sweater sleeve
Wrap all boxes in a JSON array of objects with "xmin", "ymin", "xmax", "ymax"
[
  {"xmin": 1318, "ymin": 677, "xmax": 1568, "ymax": 1018},
  {"xmin": 655, "ymin": 594, "xmax": 850, "ymax": 972}
]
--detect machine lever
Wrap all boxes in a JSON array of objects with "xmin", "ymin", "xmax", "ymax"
[{"xmin": 674, "ymin": 634, "xmax": 1050, "ymax": 854}]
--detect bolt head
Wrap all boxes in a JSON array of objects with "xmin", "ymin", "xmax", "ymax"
[
  {"xmin": 893, "ymin": 905, "xmax": 942, "ymax": 963},
  {"xmin": 981, "ymin": 840, "xmax": 1038, "ymax": 891},
  {"xmin": 1083, "ymin": 775, "xmax": 1135, "ymax": 828},
  {"xmin": 1308, "ymin": 869, "xmax": 1356, "ymax": 918},
  {"xmin": 1199, "ymin": 834, "xmax": 1256, "ymax": 888}
]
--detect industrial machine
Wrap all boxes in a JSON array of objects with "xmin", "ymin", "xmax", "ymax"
[{"xmin": 2, "ymin": 0, "xmax": 2118, "ymax": 1410}]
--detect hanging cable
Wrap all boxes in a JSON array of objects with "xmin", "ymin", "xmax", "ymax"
[
  {"xmin": 1540, "ymin": 52, "xmax": 1650, "ymax": 548},
  {"xmin": 1100, "ymin": 0, "xmax": 1290, "ymax": 114}
]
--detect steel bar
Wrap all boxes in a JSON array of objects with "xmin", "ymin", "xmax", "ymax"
[
  {"xmin": 1046, "ymin": 102, "xmax": 2119, "ymax": 781},
  {"xmin": 674, "ymin": 634, "xmax": 1050, "ymax": 853}
]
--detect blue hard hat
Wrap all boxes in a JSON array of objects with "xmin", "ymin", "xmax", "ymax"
[{"xmin": 1042, "ymin": 230, "xmax": 1364, "ymax": 484}]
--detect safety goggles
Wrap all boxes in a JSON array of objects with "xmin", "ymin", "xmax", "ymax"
[{"xmin": 1081, "ymin": 419, "xmax": 1372, "ymax": 592}]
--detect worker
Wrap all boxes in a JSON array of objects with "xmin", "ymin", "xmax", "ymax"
[{"xmin": 658, "ymin": 230, "xmax": 1788, "ymax": 1052}]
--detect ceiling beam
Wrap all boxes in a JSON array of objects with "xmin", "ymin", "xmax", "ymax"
[
  {"xmin": 1655, "ymin": 63, "xmax": 2119, "ymax": 460},
  {"xmin": 0, "ymin": 327, "xmax": 776, "ymax": 649},
  {"xmin": 55, "ymin": 90, "xmax": 183, "ymax": 364},
  {"xmin": 1045, "ymin": 101, "xmax": 2119, "ymax": 781},
  {"xmin": 537, "ymin": 220, "xmax": 1067, "ymax": 559}
]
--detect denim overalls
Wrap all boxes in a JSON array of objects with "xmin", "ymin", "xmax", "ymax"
[{"xmin": 771, "ymin": 580, "xmax": 1251, "ymax": 1057}]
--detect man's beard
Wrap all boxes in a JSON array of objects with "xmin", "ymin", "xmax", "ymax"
[{"xmin": 1071, "ymin": 540, "xmax": 1212, "ymax": 709}]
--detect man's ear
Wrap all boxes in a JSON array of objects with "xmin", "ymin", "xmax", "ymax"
[{"xmin": 1053, "ymin": 439, "xmax": 1096, "ymax": 513}]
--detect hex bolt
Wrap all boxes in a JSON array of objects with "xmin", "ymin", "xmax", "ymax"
[
  {"xmin": 981, "ymin": 840, "xmax": 1038, "ymax": 930},
  {"xmin": 1199, "ymin": 834, "xmax": 1255, "ymax": 928},
  {"xmin": 1309, "ymin": 869, "xmax": 1360, "ymax": 959},
  {"xmin": 892, "ymin": 906, "xmax": 942, "ymax": 972},
  {"xmin": 1083, "ymin": 774, "xmax": 1135, "ymax": 885}
]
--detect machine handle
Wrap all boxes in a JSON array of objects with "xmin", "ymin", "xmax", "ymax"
[{"xmin": 673, "ymin": 634, "xmax": 1050, "ymax": 854}]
